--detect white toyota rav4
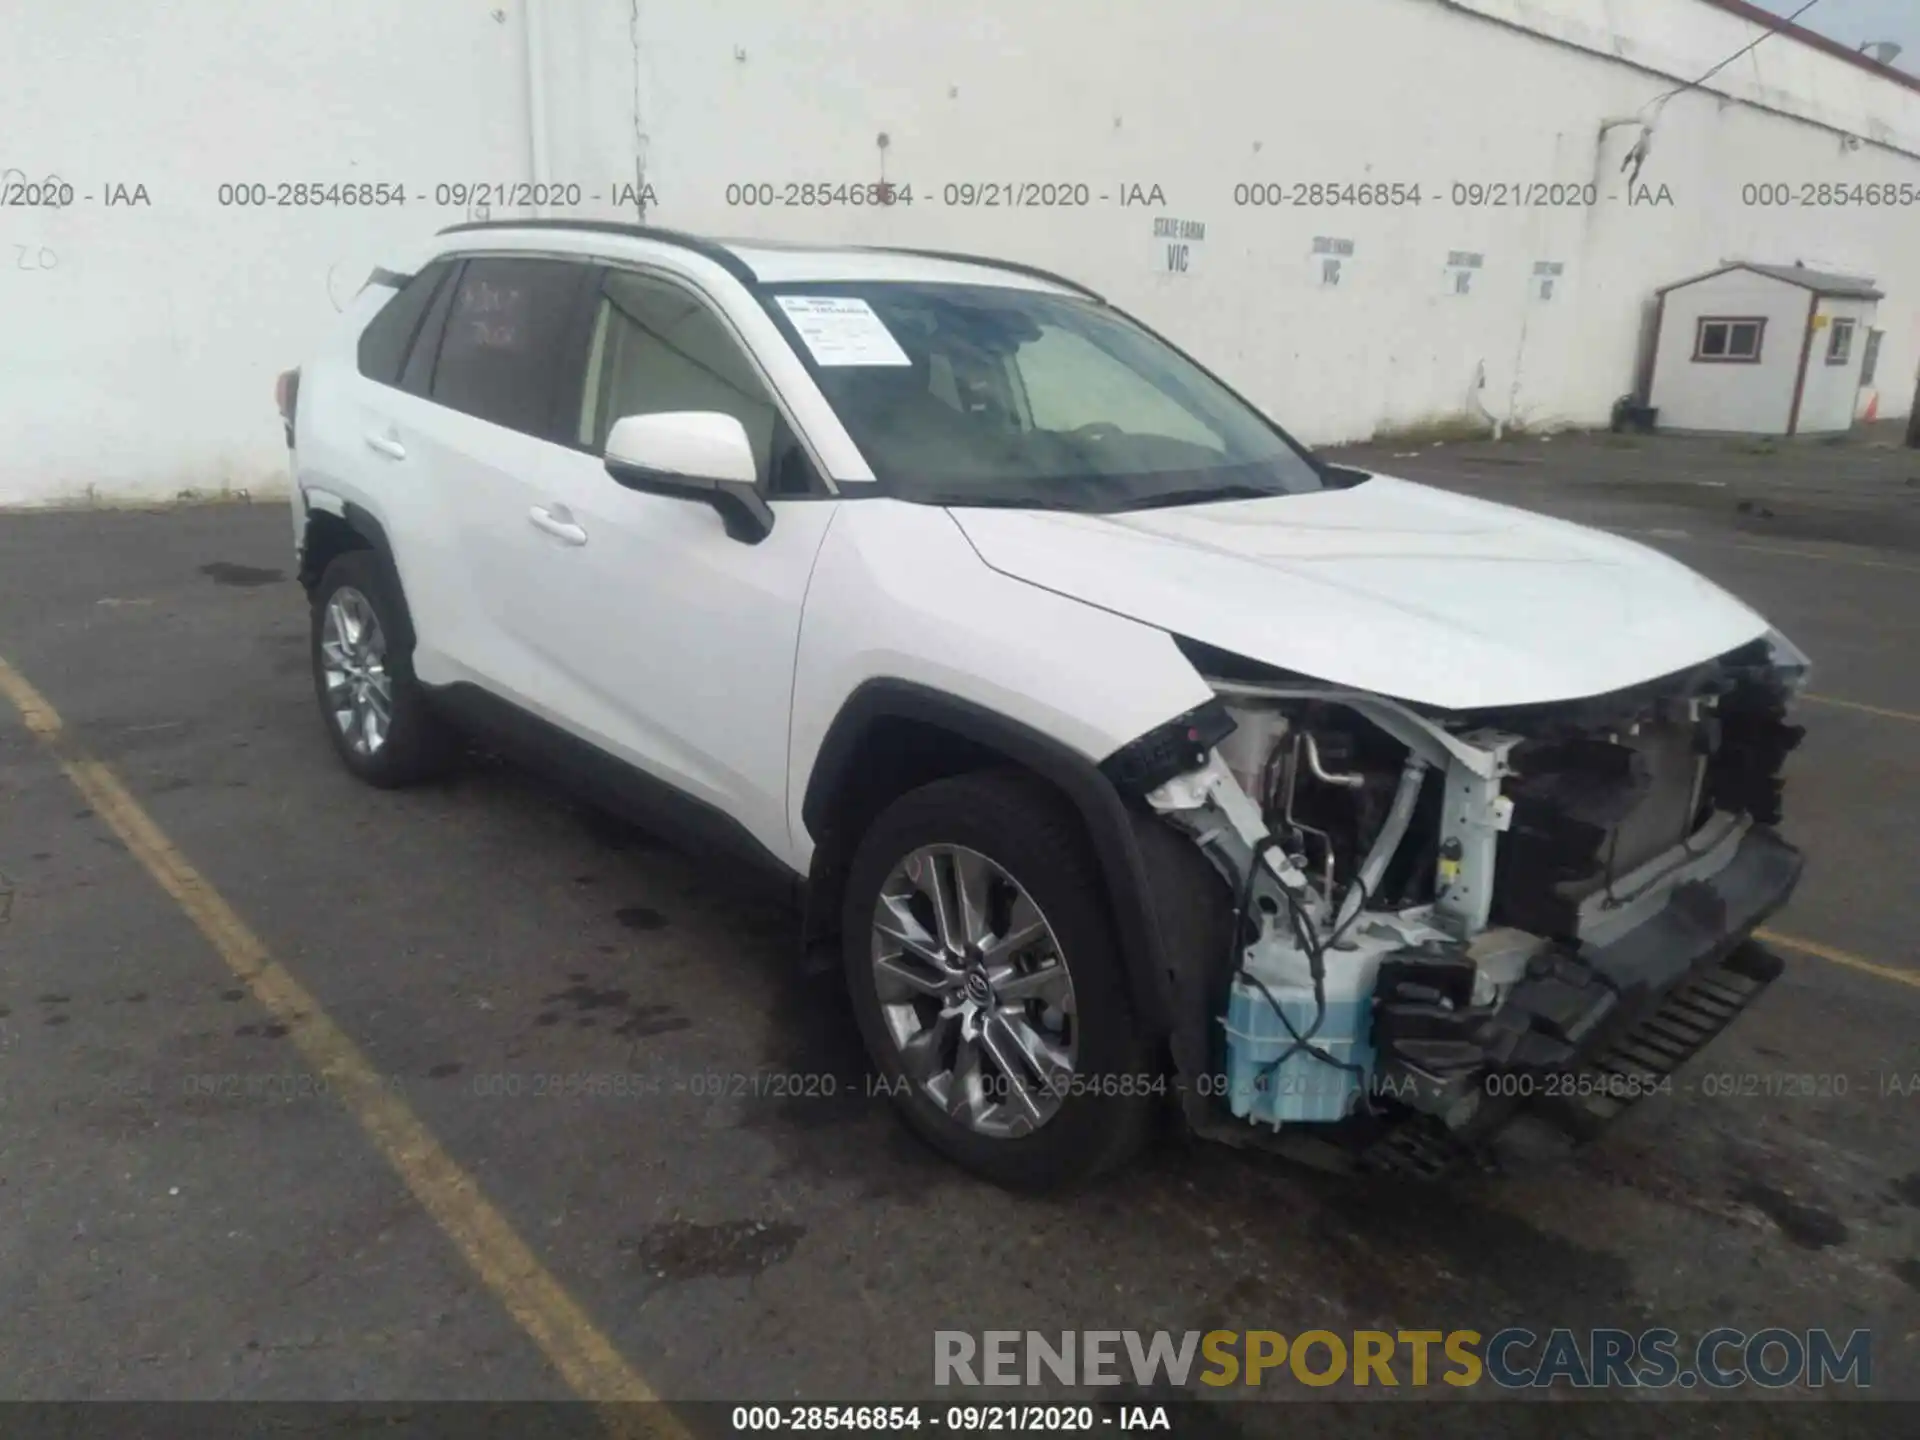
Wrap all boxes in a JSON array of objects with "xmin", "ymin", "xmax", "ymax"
[{"xmin": 281, "ymin": 220, "xmax": 1809, "ymax": 1189}]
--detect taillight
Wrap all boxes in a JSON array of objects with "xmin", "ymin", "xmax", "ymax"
[{"xmin": 276, "ymin": 368, "xmax": 300, "ymax": 445}]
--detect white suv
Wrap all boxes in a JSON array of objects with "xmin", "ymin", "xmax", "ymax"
[{"xmin": 281, "ymin": 220, "xmax": 1809, "ymax": 1189}]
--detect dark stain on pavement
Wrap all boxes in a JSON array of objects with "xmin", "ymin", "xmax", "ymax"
[
  {"xmin": 1891, "ymin": 1170, "xmax": 1920, "ymax": 1208},
  {"xmin": 542, "ymin": 983, "xmax": 631, "ymax": 1012},
  {"xmin": 532, "ymin": 982, "xmax": 691, "ymax": 1039},
  {"xmin": 575, "ymin": 806, "xmax": 661, "ymax": 852},
  {"xmin": 614, "ymin": 905, "xmax": 668, "ymax": 931},
  {"xmin": 610, "ymin": 1005, "xmax": 688, "ymax": 1039},
  {"xmin": 1892, "ymin": 1258, "xmax": 1920, "ymax": 1293},
  {"xmin": 1732, "ymin": 1178, "xmax": 1849, "ymax": 1249},
  {"xmin": 199, "ymin": 562, "xmax": 285, "ymax": 587},
  {"xmin": 620, "ymin": 1218, "xmax": 804, "ymax": 1282},
  {"xmin": 428, "ymin": 1062, "xmax": 462, "ymax": 1079},
  {"xmin": 1329, "ymin": 1173, "xmax": 1650, "ymax": 1331}
]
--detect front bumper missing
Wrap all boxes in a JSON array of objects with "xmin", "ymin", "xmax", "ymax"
[
  {"xmin": 1361, "ymin": 825, "xmax": 1804, "ymax": 1177},
  {"xmin": 1367, "ymin": 939, "xmax": 1786, "ymax": 1177}
]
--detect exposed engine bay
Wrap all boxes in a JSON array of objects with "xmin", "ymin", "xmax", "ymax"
[{"xmin": 1108, "ymin": 631, "xmax": 1810, "ymax": 1174}]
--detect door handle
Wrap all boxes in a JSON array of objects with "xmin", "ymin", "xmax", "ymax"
[
  {"xmin": 364, "ymin": 432, "xmax": 407, "ymax": 460},
  {"xmin": 528, "ymin": 505, "xmax": 588, "ymax": 546}
]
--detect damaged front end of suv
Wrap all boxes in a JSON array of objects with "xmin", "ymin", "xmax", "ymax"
[{"xmin": 1104, "ymin": 631, "xmax": 1810, "ymax": 1177}]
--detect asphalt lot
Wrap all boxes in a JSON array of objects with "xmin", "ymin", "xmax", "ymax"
[{"xmin": 1, "ymin": 425, "xmax": 1916, "ymax": 1433}]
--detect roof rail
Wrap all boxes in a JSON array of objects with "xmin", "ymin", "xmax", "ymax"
[
  {"xmin": 433, "ymin": 219, "xmax": 1105, "ymax": 301},
  {"xmin": 845, "ymin": 246, "xmax": 1104, "ymax": 302},
  {"xmin": 435, "ymin": 218, "xmax": 760, "ymax": 287}
]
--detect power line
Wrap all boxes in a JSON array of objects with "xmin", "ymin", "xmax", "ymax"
[{"xmin": 1648, "ymin": 0, "xmax": 1825, "ymax": 113}]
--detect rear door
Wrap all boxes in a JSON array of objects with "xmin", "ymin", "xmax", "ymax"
[{"xmin": 388, "ymin": 254, "xmax": 597, "ymax": 697}]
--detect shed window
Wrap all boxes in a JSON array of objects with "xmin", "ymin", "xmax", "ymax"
[
  {"xmin": 1825, "ymin": 317, "xmax": 1856, "ymax": 366},
  {"xmin": 1693, "ymin": 317, "xmax": 1765, "ymax": 363}
]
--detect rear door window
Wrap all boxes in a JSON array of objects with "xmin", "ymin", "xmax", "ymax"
[{"xmin": 428, "ymin": 258, "xmax": 591, "ymax": 440}]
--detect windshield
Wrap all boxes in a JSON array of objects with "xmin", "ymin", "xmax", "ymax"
[{"xmin": 759, "ymin": 281, "xmax": 1332, "ymax": 511}]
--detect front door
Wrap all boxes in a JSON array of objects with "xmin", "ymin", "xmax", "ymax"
[{"xmin": 514, "ymin": 265, "xmax": 840, "ymax": 864}]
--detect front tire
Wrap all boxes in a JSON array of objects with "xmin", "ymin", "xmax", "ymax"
[
  {"xmin": 841, "ymin": 771, "xmax": 1156, "ymax": 1190},
  {"xmin": 309, "ymin": 549, "xmax": 454, "ymax": 787}
]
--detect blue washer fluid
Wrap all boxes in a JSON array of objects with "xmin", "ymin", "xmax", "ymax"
[{"xmin": 1221, "ymin": 981, "xmax": 1374, "ymax": 1126}]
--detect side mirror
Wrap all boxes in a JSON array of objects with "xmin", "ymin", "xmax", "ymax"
[{"xmin": 603, "ymin": 412, "xmax": 775, "ymax": 545}]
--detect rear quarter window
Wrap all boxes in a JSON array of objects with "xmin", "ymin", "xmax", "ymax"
[{"xmin": 356, "ymin": 261, "xmax": 454, "ymax": 385}]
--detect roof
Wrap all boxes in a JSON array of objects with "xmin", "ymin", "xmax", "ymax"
[
  {"xmin": 1657, "ymin": 261, "xmax": 1884, "ymax": 300},
  {"xmin": 1697, "ymin": 2, "xmax": 1920, "ymax": 98},
  {"xmin": 433, "ymin": 219, "xmax": 1100, "ymax": 299}
]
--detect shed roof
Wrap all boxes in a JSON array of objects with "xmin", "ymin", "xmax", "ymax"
[{"xmin": 1658, "ymin": 262, "xmax": 1884, "ymax": 301}]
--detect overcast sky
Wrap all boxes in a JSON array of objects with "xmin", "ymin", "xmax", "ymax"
[{"xmin": 1749, "ymin": 0, "xmax": 1919, "ymax": 70}]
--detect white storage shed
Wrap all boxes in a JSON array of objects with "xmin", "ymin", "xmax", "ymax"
[{"xmin": 1648, "ymin": 263, "xmax": 1884, "ymax": 437}]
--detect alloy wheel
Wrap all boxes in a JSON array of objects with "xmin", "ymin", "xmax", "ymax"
[
  {"xmin": 319, "ymin": 586, "xmax": 394, "ymax": 758},
  {"xmin": 869, "ymin": 844, "xmax": 1078, "ymax": 1139}
]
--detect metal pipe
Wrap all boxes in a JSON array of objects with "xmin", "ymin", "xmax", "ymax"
[
  {"xmin": 1281, "ymin": 736, "xmax": 1337, "ymax": 901},
  {"xmin": 523, "ymin": 0, "xmax": 552, "ymax": 217},
  {"xmin": 1301, "ymin": 732, "xmax": 1365, "ymax": 789},
  {"xmin": 1334, "ymin": 753, "xmax": 1429, "ymax": 934},
  {"xmin": 1202, "ymin": 680, "xmax": 1486, "ymax": 776}
]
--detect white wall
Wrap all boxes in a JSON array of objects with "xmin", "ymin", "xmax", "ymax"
[
  {"xmin": 538, "ymin": 0, "xmax": 1920, "ymax": 451},
  {"xmin": 1800, "ymin": 296, "xmax": 1879, "ymax": 433},
  {"xmin": 5, "ymin": 0, "xmax": 1920, "ymax": 505},
  {"xmin": 1650, "ymin": 272, "xmax": 1809, "ymax": 434},
  {"xmin": 0, "ymin": 0, "xmax": 531, "ymax": 505}
]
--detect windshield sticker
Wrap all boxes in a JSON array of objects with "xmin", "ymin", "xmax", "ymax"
[{"xmin": 775, "ymin": 296, "xmax": 912, "ymax": 367}]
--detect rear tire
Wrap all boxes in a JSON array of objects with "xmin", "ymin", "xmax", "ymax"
[
  {"xmin": 309, "ymin": 549, "xmax": 455, "ymax": 788},
  {"xmin": 841, "ymin": 770, "xmax": 1156, "ymax": 1190}
]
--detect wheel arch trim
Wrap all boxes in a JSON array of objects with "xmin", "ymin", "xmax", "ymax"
[
  {"xmin": 801, "ymin": 677, "xmax": 1174, "ymax": 1033},
  {"xmin": 300, "ymin": 502, "xmax": 418, "ymax": 661}
]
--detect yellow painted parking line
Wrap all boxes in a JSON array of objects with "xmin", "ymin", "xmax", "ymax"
[
  {"xmin": 0, "ymin": 654, "xmax": 679, "ymax": 1433},
  {"xmin": 1757, "ymin": 928, "xmax": 1919, "ymax": 989},
  {"xmin": 1800, "ymin": 693, "xmax": 1920, "ymax": 725}
]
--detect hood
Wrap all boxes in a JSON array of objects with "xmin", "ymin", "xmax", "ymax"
[{"xmin": 946, "ymin": 473, "xmax": 1770, "ymax": 711}]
